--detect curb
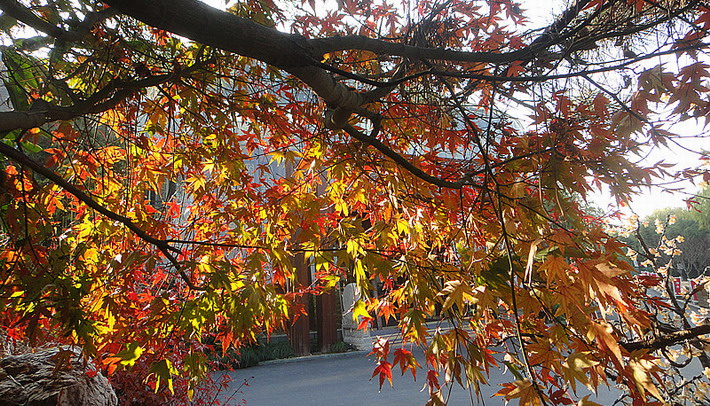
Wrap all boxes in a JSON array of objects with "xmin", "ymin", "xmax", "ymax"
[{"xmin": 259, "ymin": 350, "xmax": 370, "ymax": 366}]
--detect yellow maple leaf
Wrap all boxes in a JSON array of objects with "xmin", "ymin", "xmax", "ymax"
[
  {"xmin": 438, "ymin": 280, "xmax": 474, "ymax": 312},
  {"xmin": 629, "ymin": 359, "xmax": 663, "ymax": 401},
  {"xmin": 589, "ymin": 323, "xmax": 623, "ymax": 366},
  {"xmin": 541, "ymin": 256, "xmax": 570, "ymax": 286},
  {"xmin": 563, "ymin": 351, "xmax": 599, "ymax": 393},
  {"xmin": 496, "ymin": 379, "xmax": 544, "ymax": 406}
]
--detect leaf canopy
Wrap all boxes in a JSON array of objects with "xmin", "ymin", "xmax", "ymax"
[{"xmin": 0, "ymin": 0, "xmax": 708, "ymax": 404}]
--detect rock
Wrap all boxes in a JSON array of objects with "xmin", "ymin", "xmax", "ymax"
[
  {"xmin": 0, "ymin": 347, "xmax": 117, "ymax": 406},
  {"xmin": 0, "ymin": 334, "xmax": 27, "ymax": 358},
  {"xmin": 341, "ymin": 283, "xmax": 372, "ymax": 351}
]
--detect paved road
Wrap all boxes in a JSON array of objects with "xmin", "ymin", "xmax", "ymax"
[{"xmin": 212, "ymin": 349, "xmax": 622, "ymax": 406}]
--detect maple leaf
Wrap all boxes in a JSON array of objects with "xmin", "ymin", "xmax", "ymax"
[
  {"xmin": 540, "ymin": 256, "xmax": 571, "ymax": 286},
  {"xmin": 589, "ymin": 323, "xmax": 623, "ymax": 367},
  {"xmin": 628, "ymin": 359, "xmax": 663, "ymax": 401},
  {"xmin": 562, "ymin": 352, "xmax": 599, "ymax": 393},
  {"xmin": 369, "ymin": 336, "xmax": 390, "ymax": 360},
  {"xmin": 496, "ymin": 379, "xmax": 544, "ymax": 406},
  {"xmin": 371, "ymin": 360, "xmax": 393, "ymax": 390},
  {"xmin": 393, "ymin": 348, "xmax": 419, "ymax": 380},
  {"xmin": 438, "ymin": 280, "xmax": 474, "ymax": 312},
  {"xmin": 377, "ymin": 300, "xmax": 397, "ymax": 323},
  {"xmin": 351, "ymin": 299, "xmax": 370, "ymax": 322},
  {"xmin": 426, "ymin": 369, "xmax": 441, "ymax": 392},
  {"xmin": 426, "ymin": 390, "xmax": 446, "ymax": 406},
  {"xmin": 115, "ymin": 343, "xmax": 144, "ymax": 368}
]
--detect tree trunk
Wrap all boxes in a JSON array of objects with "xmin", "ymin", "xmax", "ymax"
[
  {"xmin": 289, "ymin": 253, "xmax": 311, "ymax": 356},
  {"xmin": 316, "ymin": 291, "xmax": 337, "ymax": 353}
]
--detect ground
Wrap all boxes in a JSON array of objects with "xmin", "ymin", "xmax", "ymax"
[{"xmin": 211, "ymin": 323, "xmax": 626, "ymax": 406}]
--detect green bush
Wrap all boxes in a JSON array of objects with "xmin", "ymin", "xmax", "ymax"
[
  {"xmin": 263, "ymin": 341, "xmax": 296, "ymax": 360},
  {"xmin": 219, "ymin": 341, "xmax": 296, "ymax": 369},
  {"xmin": 328, "ymin": 341, "xmax": 350, "ymax": 353}
]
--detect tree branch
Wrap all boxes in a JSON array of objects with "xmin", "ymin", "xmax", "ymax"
[
  {"xmin": 0, "ymin": 0, "xmax": 117, "ymax": 42},
  {"xmin": 622, "ymin": 324, "xmax": 710, "ymax": 352},
  {"xmin": 0, "ymin": 111, "xmax": 47, "ymax": 132},
  {"xmin": 0, "ymin": 59, "xmax": 210, "ymax": 133},
  {"xmin": 0, "ymin": 0, "xmax": 74, "ymax": 40},
  {"xmin": 98, "ymin": 0, "xmax": 617, "ymax": 125},
  {"xmin": 342, "ymin": 123, "xmax": 472, "ymax": 189},
  {"xmin": 0, "ymin": 142, "xmax": 206, "ymax": 290}
]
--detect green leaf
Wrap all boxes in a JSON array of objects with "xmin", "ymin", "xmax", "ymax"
[
  {"xmin": 20, "ymin": 141, "xmax": 43, "ymax": 154},
  {"xmin": 503, "ymin": 360, "xmax": 525, "ymax": 381},
  {"xmin": 116, "ymin": 343, "xmax": 143, "ymax": 367},
  {"xmin": 150, "ymin": 359, "xmax": 178, "ymax": 394},
  {"xmin": 2, "ymin": 129, "xmax": 21, "ymax": 141},
  {"xmin": 1, "ymin": 47, "xmax": 41, "ymax": 109}
]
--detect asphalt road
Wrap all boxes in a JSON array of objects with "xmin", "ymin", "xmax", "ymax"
[{"xmin": 212, "ymin": 349, "xmax": 622, "ymax": 406}]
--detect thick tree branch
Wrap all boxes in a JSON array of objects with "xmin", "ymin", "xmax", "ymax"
[
  {"xmin": 0, "ymin": 60, "xmax": 210, "ymax": 133},
  {"xmin": 104, "ymin": 0, "xmax": 314, "ymax": 68},
  {"xmin": 0, "ymin": 0, "xmax": 70, "ymax": 39},
  {"xmin": 622, "ymin": 324, "xmax": 710, "ymax": 352},
  {"xmin": 98, "ymin": 0, "xmax": 612, "ymax": 125},
  {"xmin": 0, "ymin": 111, "xmax": 46, "ymax": 131},
  {"xmin": 0, "ymin": 0, "xmax": 117, "ymax": 42},
  {"xmin": 102, "ymin": 0, "xmax": 366, "ymax": 117}
]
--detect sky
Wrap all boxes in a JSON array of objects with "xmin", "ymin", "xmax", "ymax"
[
  {"xmin": 510, "ymin": 2, "xmax": 708, "ymax": 218},
  {"xmin": 200, "ymin": 0, "xmax": 708, "ymax": 219},
  {"xmin": 592, "ymin": 122, "xmax": 707, "ymax": 218}
]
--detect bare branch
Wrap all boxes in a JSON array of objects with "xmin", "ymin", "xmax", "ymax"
[{"xmin": 342, "ymin": 123, "xmax": 472, "ymax": 189}]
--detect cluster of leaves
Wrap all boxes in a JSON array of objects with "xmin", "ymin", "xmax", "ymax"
[
  {"xmin": 623, "ymin": 185, "xmax": 710, "ymax": 279},
  {"xmin": 612, "ymin": 192, "xmax": 710, "ymax": 405},
  {"xmin": 0, "ymin": 0, "xmax": 708, "ymax": 405}
]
